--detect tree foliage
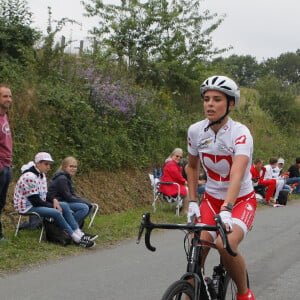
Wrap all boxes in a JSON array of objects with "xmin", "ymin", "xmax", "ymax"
[
  {"xmin": 0, "ymin": 0, "xmax": 32, "ymax": 25},
  {"xmin": 211, "ymin": 55, "xmax": 260, "ymax": 87},
  {"xmin": 260, "ymin": 50, "xmax": 300, "ymax": 85},
  {"xmin": 33, "ymin": 6, "xmax": 81, "ymax": 80},
  {"xmin": 255, "ymin": 74, "xmax": 300, "ymax": 129},
  {"xmin": 82, "ymin": 0, "xmax": 227, "ymax": 92},
  {"xmin": 0, "ymin": 0, "xmax": 39, "ymax": 65}
]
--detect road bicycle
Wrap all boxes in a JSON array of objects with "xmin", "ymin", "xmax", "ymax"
[{"xmin": 137, "ymin": 212, "xmax": 249, "ymax": 300}]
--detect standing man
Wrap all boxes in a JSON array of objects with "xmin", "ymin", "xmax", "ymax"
[{"xmin": 0, "ymin": 85, "xmax": 13, "ymax": 241}]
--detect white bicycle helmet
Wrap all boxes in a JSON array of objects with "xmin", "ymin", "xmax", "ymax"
[{"xmin": 200, "ymin": 75, "xmax": 240, "ymax": 105}]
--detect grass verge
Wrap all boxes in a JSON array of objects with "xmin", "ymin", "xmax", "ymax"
[
  {"xmin": 0, "ymin": 204, "xmax": 185, "ymax": 276},
  {"xmin": 1, "ymin": 195, "xmax": 299, "ymax": 276}
]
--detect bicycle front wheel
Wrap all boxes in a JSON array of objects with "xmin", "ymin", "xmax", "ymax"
[
  {"xmin": 222, "ymin": 272, "xmax": 249, "ymax": 300},
  {"xmin": 161, "ymin": 280, "xmax": 195, "ymax": 300}
]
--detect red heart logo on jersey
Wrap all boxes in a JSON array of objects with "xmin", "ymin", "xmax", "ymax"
[{"xmin": 202, "ymin": 153, "xmax": 232, "ymax": 181}]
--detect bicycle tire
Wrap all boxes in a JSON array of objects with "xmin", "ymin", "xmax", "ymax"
[
  {"xmin": 161, "ymin": 280, "xmax": 195, "ymax": 300},
  {"xmin": 222, "ymin": 271, "xmax": 249, "ymax": 300}
]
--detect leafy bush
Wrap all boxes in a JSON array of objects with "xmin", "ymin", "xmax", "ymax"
[{"xmin": 255, "ymin": 75, "xmax": 300, "ymax": 129}]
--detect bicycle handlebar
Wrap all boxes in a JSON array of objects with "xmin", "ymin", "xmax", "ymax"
[{"xmin": 136, "ymin": 212, "xmax": 237, "ymax": 257}]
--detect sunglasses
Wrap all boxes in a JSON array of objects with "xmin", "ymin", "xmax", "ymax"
[
  {"xmin": 69, "ymin": 165, "xmax": 78, "ymax": 168},
  {"xmin": 175, "ymin": 155, "xmax": 183, "ymax": 159}
]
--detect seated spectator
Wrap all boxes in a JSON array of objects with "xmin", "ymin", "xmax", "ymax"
[
  {"xmin": 286, "ymin": 157, "xmax": 300, "ymax": 194},
  {"xmin": 197, "ymin": 166, "xmax": 206, "ymax": 198},
  {"xmin": 180, "ymin": 156, "xmax": 189, "ymax": 180},
  {"xmin": 272, "ymin": 157, "xmax": 291, "ymax": 192},
  {"xmin": 250, "ymin": 158, "xmax": 276, "ymax": 205},
  {"xmin": 272, "ymin": 157, "xmax": 284, "ymax": 178},
  {"xmin": 14, "ymin": 152, "xmax": 96, "ymax": 248},
  {"xmin": 159, "ymin": 148, "xmax": 188, "ymax": 209},
  {"xmin": 263, "ymin": 157, "xmax": 285, "ymax": 202},
  {"xmin": 47, "ymin": 156, "xmax": 95, "ymax": 228}
]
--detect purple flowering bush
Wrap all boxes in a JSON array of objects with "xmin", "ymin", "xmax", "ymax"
[{"xmin": 83, "ymin": 67, "xmax": 149, "ymax": 118}]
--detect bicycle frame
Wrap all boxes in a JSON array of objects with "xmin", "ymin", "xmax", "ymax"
[
  {"xmin": 182, "ymin": 229, "xmax": 217, "ymax": 299},
  {"xmin": 136, "ymin": 212, "xmax": 237, "ymax": 299}
]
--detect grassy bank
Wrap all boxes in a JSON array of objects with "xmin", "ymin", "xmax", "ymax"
[
  {"xmin": 0, "ymin": 168, "xmax": 158, "ymax": 275},
  {"xmin": 2, "ymin": 195, "xmax": 299, "ymax": 276},
  {"xmin": 2, "ymin": 165, "xmax": 299, "ymax": 276},
  {"xmin": 0, "ymin": 204, "xmax": 186, "ymax": 276}
]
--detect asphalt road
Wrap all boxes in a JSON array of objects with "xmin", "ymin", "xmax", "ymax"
[{"xmin": 1, "ymin": 200, "xmax": 300, "ymax": 299}]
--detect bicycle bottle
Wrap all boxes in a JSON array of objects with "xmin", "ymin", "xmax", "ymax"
[{"xmin": 212, "ymin": 264, "xmax": 225, "ymax": 298}]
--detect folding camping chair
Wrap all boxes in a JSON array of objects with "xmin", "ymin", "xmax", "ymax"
[
  {"xmin": 8, "ymin": 211, "xmax": 45, "ymax": 243},
  {"xmin": 149, "ymin": 173, "xmax": 183, "ymax": 216},
  {"xmin": 87, "ymin": 203, "xmax": 99, "ymax": 228}
]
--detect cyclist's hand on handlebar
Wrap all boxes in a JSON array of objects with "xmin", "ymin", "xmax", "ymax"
[
  {"xmin": 219, "ymin": 210, "xmax": 233, "ymax": 232},
  {"xmin": 187, "ymin": 201, "xmax": 200, "ymax": 223}
]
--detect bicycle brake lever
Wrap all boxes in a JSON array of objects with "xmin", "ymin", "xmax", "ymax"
[
  {"xmin": 136, "ymin": 212, "xmax": 156, "ymax": 251},
  {"xmin": 145, "ymin": 228, "xmax": 156, "ymax": 252},
  {"xmin": 136, "ymin": 222, "xmax": 145, "ymax": 244},
  {"xmin": 214, "ymin": 214, "xmax": 237, "ymax": 257},
  {"xmin": 188, "ymin": 214, "xmax": 196, "ymax": 225},
  {"xmin": 136, "ymin": 213, "xmax": 148, "ymax": 244}
]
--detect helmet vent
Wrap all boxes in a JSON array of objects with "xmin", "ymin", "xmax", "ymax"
[
  {"xmin": 217, "ymin": 79, "xmax": 226, "ymax": 86},
  {"xmin": 212, "ymin": 76, "xmax": 218, "ymax": 84},
  {"xmin": 220, "ymin": 85, "xmax": 232, "ymax": 91}
]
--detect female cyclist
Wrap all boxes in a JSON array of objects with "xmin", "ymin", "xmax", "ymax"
[{"xmin": 186, "ymin": 75, "xmax": 256, "ymax": 300}]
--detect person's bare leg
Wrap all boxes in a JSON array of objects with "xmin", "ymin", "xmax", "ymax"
[
  {"xmin": 216, "ymin": 225, "xmax": 248, "ymax": 295},
  {"xmin": 182, "ymin": 196, "xmax": 189, "ymax": 214}
]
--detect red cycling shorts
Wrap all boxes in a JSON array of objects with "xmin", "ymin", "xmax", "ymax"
[{"xmin": 199, "ymin": 191, "xmax": 257, "ymax": 234}]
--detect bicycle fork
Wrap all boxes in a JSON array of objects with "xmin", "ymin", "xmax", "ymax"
[
  {"xmin": 180, "ymin": 271, "xmax": 213, "ymax": 300},
  {"xmin": 182, "ymin": 238, "xmax": 213, "ymax": 300}
]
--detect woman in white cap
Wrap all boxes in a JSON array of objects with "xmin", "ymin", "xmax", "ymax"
[
  {"xmin": 272, "ymin": 157, "xmax": 291, "ymax": 192},
  {"xmin": 262, "ymin": 157, "xmax": 286, "ymax": 202},
  {"xmin": 14, "ymin": 152, "xmax": 96, "ymax": 248}
]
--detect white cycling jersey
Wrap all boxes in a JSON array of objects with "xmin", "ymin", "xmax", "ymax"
[{"xmin": 188, "ymin": 117, "xmax": 253, "ymax": 200}]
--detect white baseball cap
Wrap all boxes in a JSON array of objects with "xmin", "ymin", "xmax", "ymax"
[
  {"xmin": 278, "ymin": 158, "xmax": 285, "ymax": 164},
  {"xmin": 35, "ymin": 152, "xmax": 54, "ymax": 163}
]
